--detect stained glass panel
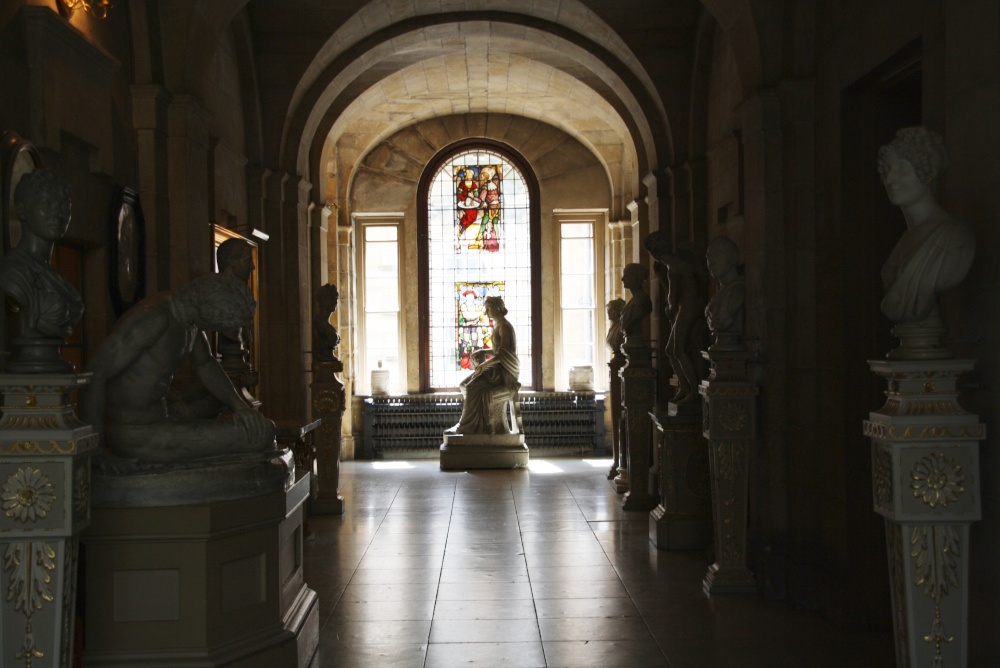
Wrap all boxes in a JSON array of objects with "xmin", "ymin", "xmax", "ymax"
[
  {"xmin": 427, "ymin": 149, "xmax": 532, "ymax": 389},
  {"xmin": 455, "ymin": 281, "xmax": 504, "ymax": 369},
  {"xmin": 454, "ymin": 165, "xmax": 503, "ymax": 252}
]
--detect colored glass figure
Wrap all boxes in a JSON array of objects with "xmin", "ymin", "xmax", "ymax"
[
  {"xmin": 455, "ymin": 281, "xmax": 504, "ymax": 369},
  {"xmin": 453, "ymin": 164, "xmax": 502, "ymax": 252}
]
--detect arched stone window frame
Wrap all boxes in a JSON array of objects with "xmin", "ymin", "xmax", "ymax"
[{"xmin": 417, "ymin": 139, "xmax": 542, "ymax": 392}]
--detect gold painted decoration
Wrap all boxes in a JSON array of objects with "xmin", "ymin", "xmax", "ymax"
[
  {"xmin": 3, "ymin": 542, "xmax": 57, "ymax": 616},
  {"xmin": 864, "ymin": 422, "xmax": 984, "ymax": 441},
  {"xmin": 314, "ymin": 389, "xmax": 344, "ymax": 414},
  {"xmin": 2, "ymin": 468, "xmax": 56, "ymax": 522},
  {"xmin": 911, "ymin": 525, "xmax": 960, "ymax": 662},
  {"xmin": 911, "ymin": 453, "xmax": 965, "ymax": 508},
  {"xmin": 718, "ymin": 402, "xmax": 748, "ymax": 433},
  {"xmin": 0, "ymin": 440, "xmax": 77, "ymax": 455}
]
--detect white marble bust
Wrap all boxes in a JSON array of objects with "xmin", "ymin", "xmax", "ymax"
[
  {"xmin": 878, "ymin": 127, "xmax": 975, "ymax": 326},
  {"xmin": 877, "ymin": 127, "xmax": 975, "ymax": 359}
]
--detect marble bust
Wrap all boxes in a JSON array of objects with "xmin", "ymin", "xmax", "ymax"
[
  {"xmin": 605, "ymin": 298, "xmax": 626, "ymax": 358},
  {"xmin": 877, "ymin": 126, "xmax": 975, "ymax": 357},
  {"xmin": 619, "ymin": 263, "xmax": 652, "ymax": 347},
  {"xmin": 80, "ymin": 272, "xmax": 276, "ymax": 466},
  {"xmin": 313, "ymin": 283, "xmax": 342, "ymax": 370},
  {"xmin": 704, "ymin": 235, "xmax": 745, "ymax": 350},
  {"xmin": 0, "ymin": 168, "xmax": 84, "ymax": 372},
  {"xmin": 446, "ymin": 295, "xmax": 520, "ymax": 435}
]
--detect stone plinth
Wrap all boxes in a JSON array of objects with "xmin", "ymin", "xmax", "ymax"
[
  {"xmin": 82, "ymin": 475, "xmax": 318, "ymax": 667},
  {"xmin": 440, "ymin": 432, "xmax": 528, "ymax": 470},
  {"xmin": 700, "ymin": 349, "xmax": 758, "ymax": 594},
  {"xmin": 310, "ymin": 361, "xmax": 345, "ymax": 515},
  {"xmin": 0, "ymin": 373, "xmax": 98, "ymax": 668},
  {"xmin": 608, "ymin": 355, "xmax": 627, "ymax": 485},
  {"xmin": 621, "ymin": 344, "xmax": 656, "ymax": 511},
  {"xmin": 865, "ymin": 359, "xmax": 982, "ymax": 668},
  {"xmin": 649, "ymin": 409, "xmax": 711, "ymax": 550}
]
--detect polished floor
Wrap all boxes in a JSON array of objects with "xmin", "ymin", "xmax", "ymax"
[{"xmin": 304, "ymin": 458, "xmax": 893, "ymax": 667}]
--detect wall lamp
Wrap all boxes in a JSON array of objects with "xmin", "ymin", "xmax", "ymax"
[{"xmin": 57, "ymin": 0, "xmax": 112, "ymax": 19}]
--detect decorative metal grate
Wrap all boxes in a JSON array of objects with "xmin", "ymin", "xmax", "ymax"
[{"xmin": 361, "ymin": 392, "xmax": 604, "ymax": 459}]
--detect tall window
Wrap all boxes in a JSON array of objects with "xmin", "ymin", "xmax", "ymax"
[
  {"xmin": 419, "ymin": 142, "xmax": 540, "ymax": 391},
  {"xmin": 357, "ymin": 216, "xmax": 402, "ymax": 393},
  {"xmin": 554, "ymin": 210, "xmax": 607, "ymax": 389}
]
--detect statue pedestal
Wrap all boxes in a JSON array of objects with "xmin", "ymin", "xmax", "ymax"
[
  {"xmin": 607, "ymin": 355, "xmax": 626, "ymax": 484},
  {"xmin": 649, "ymin": 409, "xmax": 711, "ymax": 550},
  {"xmin": 310, "ymin": 361, "xmax": 345, "ymax": 515},
  {"xmin": 440, "ymin": 432, "xmax": 528, "ymax": 471},
  {"xmin": 699, "ymin": 349, "xmax": 758, "ymax": 594},
  {"xmin": 0, "ymin": 373, "xmax": 98, "ymax": 668},
  {"xmin": 865, "ymin": 359, "xmax": 982, "ymax": 668},
  {"xmin": 82, "ymin": 474, "xmax": 318, "ymax": 667},
  {"xmin": 621, "ymin": 344, "xmax": 656, "ymax": 511}
]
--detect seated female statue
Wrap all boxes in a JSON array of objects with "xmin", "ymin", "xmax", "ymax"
[{"xmin": 447, "ymin": 296, "xmax": 520, "ymax": 435}]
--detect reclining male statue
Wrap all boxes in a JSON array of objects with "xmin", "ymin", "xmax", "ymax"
[{"xmin": 80, "ymin": 272, "xmax": 276, "ymax": 466}]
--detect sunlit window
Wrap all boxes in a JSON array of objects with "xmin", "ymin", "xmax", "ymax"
[
  {"xmin": 424, "ymin": 148, "xmax": 534, "ymax": 390},
  {"xmin": 358, "ymin": 220, "xmax": 402, "ymax": 393}
]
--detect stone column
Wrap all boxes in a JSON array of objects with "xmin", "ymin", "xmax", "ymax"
[
  {"xmin": 621, "ymin": 343, "xmax": 656, "ymax": 511},
  {"xmin": 865, "ymin": 360, "xmax": 982, "ymax": 668},
  {"xmin": 700, "ymin": 348, "xmax": 758, "ymax": 593},
  {"xmin": 310, "ymin": 361, "xmax": 345, "ymax": 515},
  {"xmin": 0, "ymin": 374, "xmax": 97, "ymax": 668}
]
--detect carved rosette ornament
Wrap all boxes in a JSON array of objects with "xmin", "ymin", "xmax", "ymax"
[
  {"xmin": 0, "ymin": 373, "xmax": 97, "ymax": 668},
  {"xmin": 866, "ymin": 359, "xmax": 982, "ymax": 667}
]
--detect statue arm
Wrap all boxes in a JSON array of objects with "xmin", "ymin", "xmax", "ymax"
[{"xmin": 191, "ymin": 332, "xmax": 250, "ymax": 412}]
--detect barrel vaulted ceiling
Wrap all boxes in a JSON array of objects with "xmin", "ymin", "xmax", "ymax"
[{"xmin": 242, "ymin": 0, "xmax": 702, "ymax": 209}]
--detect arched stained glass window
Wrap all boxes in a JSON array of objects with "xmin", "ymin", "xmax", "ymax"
[{"xmin": 419, "ymin": 143, "xmax": 540, "ymax": 391}]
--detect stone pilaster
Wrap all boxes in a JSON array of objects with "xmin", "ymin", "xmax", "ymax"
[
  {"xmin": 0, "ymin": 373, "xmax": 97, "ymax": 668},
  {"xmin": 700, "ymin": 349, "xmax": 758, "ymax": 594},
  {"xmin": 310, "ymin": 361, "xmax": 345, "ymax": 515},
  {"xmin": 621, "ymin": 344, "xmax": 656, "ymax": 511},
  {"xmin": 865, "ymin": 360, "xmax": 982, "ymax": 668}
]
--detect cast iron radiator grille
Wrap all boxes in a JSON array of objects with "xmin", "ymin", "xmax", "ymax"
[{"xmin": 360, "ymin": 392, "xmax": 604, "ymax": 458}]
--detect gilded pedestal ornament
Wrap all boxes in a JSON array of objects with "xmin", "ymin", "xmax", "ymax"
[
  {"xmin": 0, "ymin": 165, "xmax": 96, "ymax": 668},
  {"xmin": 867, "ymin": 127, "xmax": 980, "ymax": 668},
  {"xmin": 866, "ymin": 360, "xmax": 981, "ymax": 668},
  {"xmin": 699, "ymin": 236, "xmax": 757, "ymax": 594}
]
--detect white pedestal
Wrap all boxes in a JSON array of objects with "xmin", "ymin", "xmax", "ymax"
[
  {"xmin": 866, "ymin": 359, "xmax": 982, "ymax": 668},
  {"xmin": 439, "ymin": 433, "xmax": 528, "ymax": 470},
  {"xmin": 0, "ymin": 373, "xmax": 98, "ymax": 668}
]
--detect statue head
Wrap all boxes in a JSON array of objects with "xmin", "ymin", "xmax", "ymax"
[
  {"xmin": 14, "ymin": 168, "xmax": 71, "ymax": 243},
  {"xmin": 643, "ymin": 230, "xmax": 672, "ymax": 263},
  {"xmin": 484, "ymin": 295, "xmax": 507, "ymax": 317},
  {"xmin": 217, "ymin": 238, "xmax": 255, "ymax": 282},
  {"xmin": 622, "ymin": 263, "xmax": 646, "ymax": 292},
  {"xmin": 316, "ymin": 283, "xmax": 339, "ymax": 314},
  {"xmin": 706, "ymin": 236, "xmax": 739, "ymax": 281},
  {"xmin": 176, "ymin": 273, "xmax": 256, "ymax": 334},
  {"xmin": 878, "ymin": 127, "xmax": 947, "ymax": 200},
  {"xmin": 606, "ymin": 298, "xmax": 626, "ymax": 321}
]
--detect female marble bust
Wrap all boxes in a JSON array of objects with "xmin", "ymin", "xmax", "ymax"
[
  {"xmin": 0, "ymin": 168, "xmax": 84, "ymax": 371},
  {"xmin": 877, "ymin": 127, "xmax": 975, "ymax": 357}
]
